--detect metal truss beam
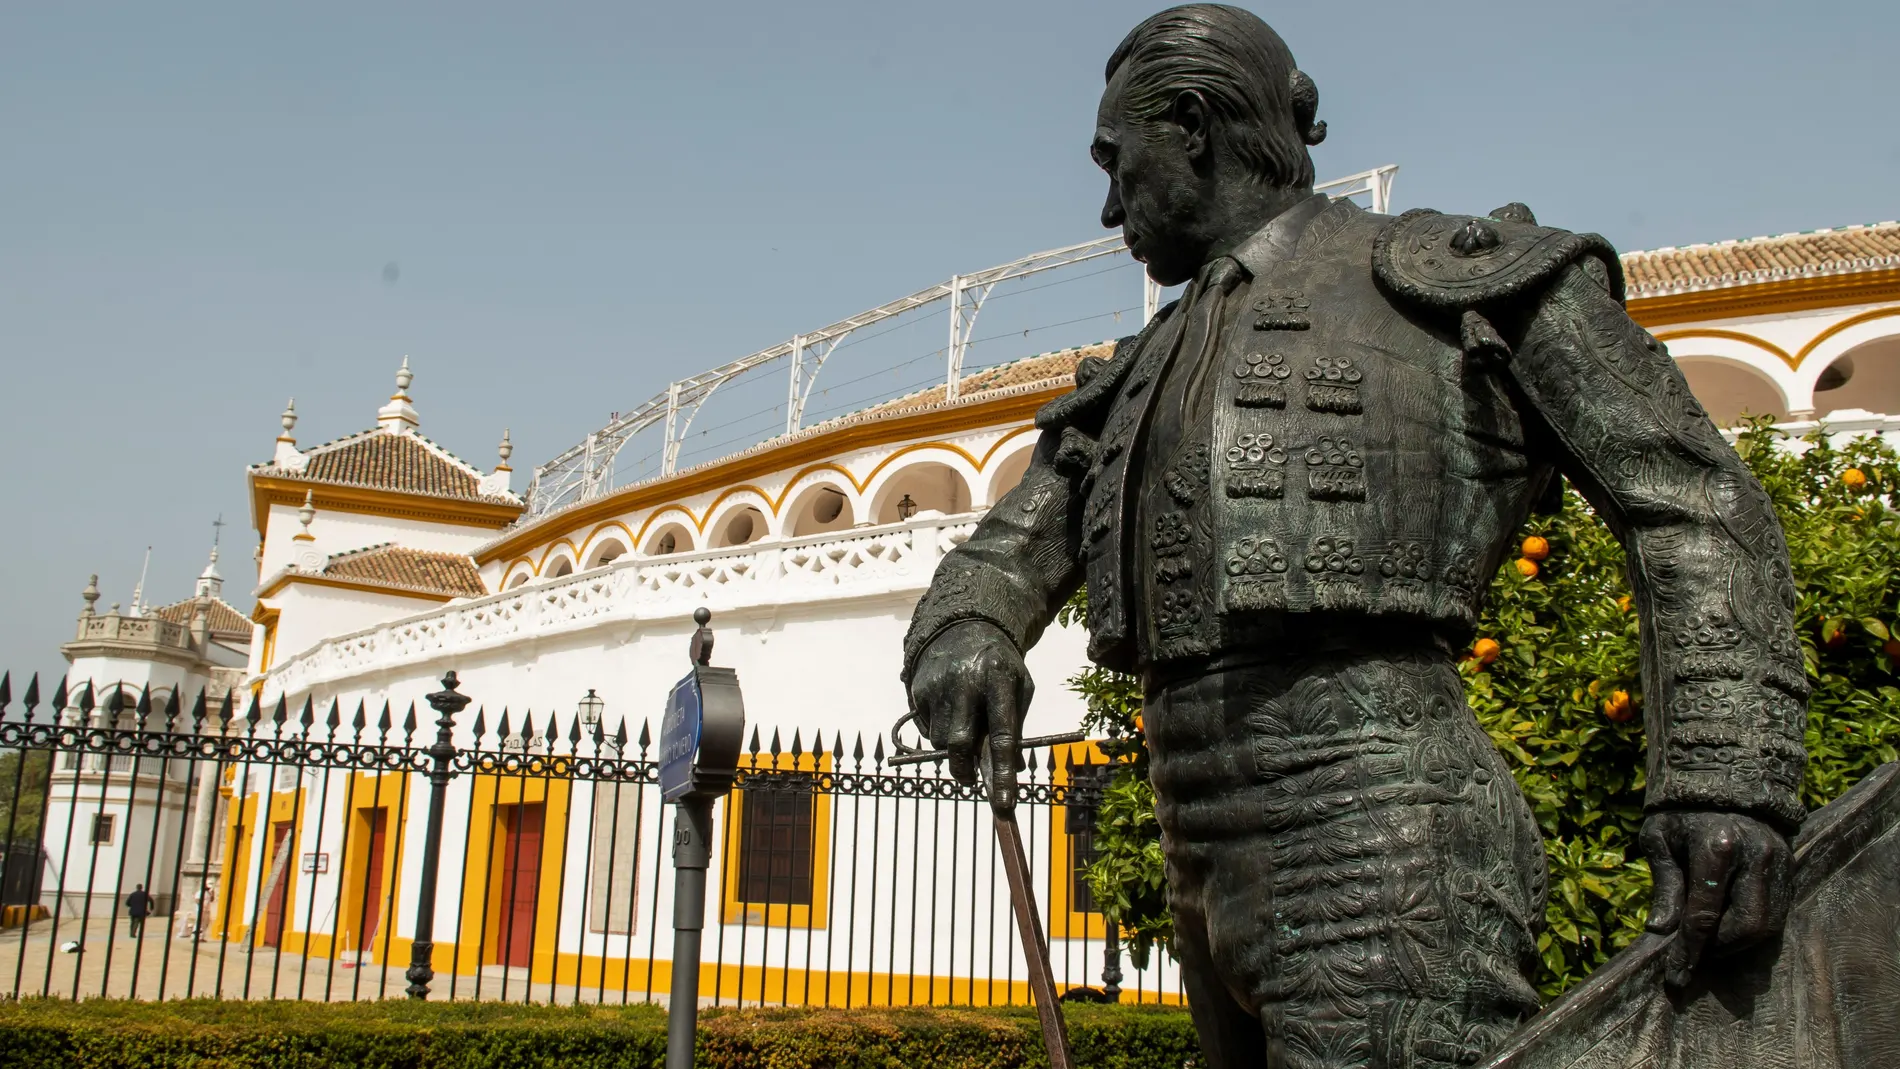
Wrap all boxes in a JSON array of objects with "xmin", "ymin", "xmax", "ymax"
[{"xmin": 525, "ymin": 166, "xmax": 1399, "ymax": 519}]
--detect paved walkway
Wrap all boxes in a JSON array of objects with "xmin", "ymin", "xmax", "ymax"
[{"xmin": 0, "ymin": 916, "xmax": 672, "ymax": 1004}]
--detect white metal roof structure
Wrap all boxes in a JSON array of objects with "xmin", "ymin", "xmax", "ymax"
[{"xmin": 523, "ymin": 166, "xmax": 1398, "ymax": 519}]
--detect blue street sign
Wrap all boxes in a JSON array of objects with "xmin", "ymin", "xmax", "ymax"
[{"xmin": 659, "ymin": 669, "xmax": 703, "ymax": 802}]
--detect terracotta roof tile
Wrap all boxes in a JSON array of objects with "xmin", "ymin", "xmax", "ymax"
[
  {"xmin": 826, "ymin": 342, "xmax": 1116, "ymax": 426},
  {"xmin": 1622, "ymin": 222, "xmax": 1900, "ymax": 299},
  {"xmin": 255, "ymin": 429, "xmax": 518, "ymax": 506},
  {"xmin": 150, "ymin": 597, "xmax": 253, "ymax": 640},
  {"xmin": 319, "ymin": 544, "xmax": 486, "ymax": 599}
]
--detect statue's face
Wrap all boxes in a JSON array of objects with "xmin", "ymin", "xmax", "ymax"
[{"xmin": 1094, "ymin": 70, "xmax": 1208, "ymax": 288}]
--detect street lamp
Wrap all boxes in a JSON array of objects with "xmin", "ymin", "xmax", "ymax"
[
  {"xmin": 578, "ymin": 688, "xmax": 605, "ymax": 728},
  {"xmin": 896, "ymin": 494, "xmax": 917, "ymax": 521}
]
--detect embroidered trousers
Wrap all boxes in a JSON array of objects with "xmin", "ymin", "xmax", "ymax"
[{"xmin": 1146, "ymin": 644, "xmax": 1547, "ymax": 1069}]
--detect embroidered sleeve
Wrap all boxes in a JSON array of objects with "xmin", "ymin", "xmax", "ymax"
[
  {"xmin": 1507, "ymin": 264, "xmax": 1808, "ymax": 831},
  {"xmin": 899, "ymin": 429, "xmax": 1087, "ymax": 684}
]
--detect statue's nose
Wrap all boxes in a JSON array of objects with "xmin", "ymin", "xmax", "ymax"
[{"xmin": 1102, "ymin": 183, "xmax": 1125, "ymax": 230}]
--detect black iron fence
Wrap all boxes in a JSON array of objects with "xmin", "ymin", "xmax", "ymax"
[{"xmin": 0, "ymin": 671, "xmax": 1182, "ymax": 1006}]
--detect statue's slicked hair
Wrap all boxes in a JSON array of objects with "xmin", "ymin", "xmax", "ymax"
[{"xmin": 1105, "ymin": 4, "xmax": 1324, "ymax": 190}]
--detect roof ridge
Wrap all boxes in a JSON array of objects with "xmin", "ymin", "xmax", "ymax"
[
  {"xmin": 403, "ymin": 429, "xmax": 489, "ymax": 479},
  {"xmin": 1623, "ymin": 220, "xmax": 1900, "ymax": 260},
  {"xmin": 322, "ymin": 542, "xmax": 399, "ymax": 564}
]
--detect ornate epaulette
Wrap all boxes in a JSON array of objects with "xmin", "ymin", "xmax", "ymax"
[{"xmin": 1372, "ymin": 204, "xmax": 1624, "ymax": 313}]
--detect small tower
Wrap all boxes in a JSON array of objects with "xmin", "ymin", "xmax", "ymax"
[
  {"xmin": 194, "ymin": 546, "xmax": 224, "ymax": 601},
  {"xmin": 377, "ymin": 357, "xmax": 420, "ymax": 434}
]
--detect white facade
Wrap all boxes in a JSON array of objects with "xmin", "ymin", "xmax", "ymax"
[{"xmin": 42, "ymin": 218, "xmax": 1900, "ymax": 1003}]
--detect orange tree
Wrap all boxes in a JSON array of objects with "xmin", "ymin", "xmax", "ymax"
[{"xmin": 1068, "ymin": 419, "xmax": 1900, "ymax": 997}]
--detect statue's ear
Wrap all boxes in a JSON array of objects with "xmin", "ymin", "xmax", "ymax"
[{"xmin": 1168, "ymin": 89, "xmax": 1211, "ymax": 161}]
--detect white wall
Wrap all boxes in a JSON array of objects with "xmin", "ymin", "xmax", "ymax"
[{"xmin": 259, "ymin": 502, "xmax": 497, "ymax": 581}]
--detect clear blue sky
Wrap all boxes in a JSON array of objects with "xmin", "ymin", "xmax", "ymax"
[{"xmin": 3, "ymin": 1, "xmax": 1896, "ymax": 687}]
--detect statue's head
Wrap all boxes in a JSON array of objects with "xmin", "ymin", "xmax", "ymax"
[{"xmin": 1095, "ymin": 4, "xmax": 1326, "ymax": 285}]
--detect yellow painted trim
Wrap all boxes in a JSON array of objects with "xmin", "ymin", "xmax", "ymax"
[
  {"xmin": 1653, "ymin": 328, "xmax": 1797, "ymax": 369},
  {"xmin": 255, "ymin": 571, "xmax": 459, "ymax": 604},
  {"xmin": 475, "ymin": 388, "xmax": 1059, "ymax": 565},
  {"xmin": 1049, "ymin": 742, "xmax": 1110, "ymax": 941},
  {"xmin": 534, "ymin": 539, "xmax": 583, "ymax": 576},
  {"xmin": 631, "ymin": 508, "xmax": 701, "ymax": 557},
  {"xmin": 251, "ymin": 607, "xmax": 281, "ymax": 674},
  {"xmin": 251, "ymin": 476, "xmax": 521, "ymax": 542},
  {"xmin": 720, "ymin": 749, "xmax": 833, "ymax": 929},
  {"xmin": 212, "ymin": 785, "xmax": 308, "ymax": 945},
  {"xmin": 1792, "ymin": 305, "xmax": 1900, "ymax": 368},
  {"xmin": 693, "ymin": 487, "xmax": 775, "ymax": 535},
  {"xmin": 452, "ymin": 771, "xmax": 577, "ymax": 978},
  {"xmin": 499, "ymin": 427, "xmax": 1045, "ymax": 573},
  {"xmin": 422, "ymin": 953, "xmax": 1182, "ymax": 1007},
  {"xmin": 335, "ymin": 770, "xmax": 413, "ymax": 963},
  {"xmin": 577, "ymin": 521, "xmax": 638, "ymax": 565},
  {"xmin": 1628, "ymin": 269, "xmax": 1900, "ymax": 328}
]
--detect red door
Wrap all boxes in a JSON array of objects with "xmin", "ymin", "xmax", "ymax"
[
  {"xmin": 262, "ymin": 822, "xmax": 293, "ymax": 947},
  {"xmin": 359, "ymin": 809, "xmax": 389, "ymax": 951},
  {"xmin": 497, "ymin": 804, "xmax": 544, "ymax": 967}
]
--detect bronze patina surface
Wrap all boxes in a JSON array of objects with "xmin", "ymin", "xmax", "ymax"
[{"xmin": 898, "ymin": 6, "xmax": 1865, "ymax": 1067}]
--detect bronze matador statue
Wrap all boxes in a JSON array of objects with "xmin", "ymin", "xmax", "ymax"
[{"xmin": 901, "ymin": 6, "xmax": 1807, "ymax": 1068}]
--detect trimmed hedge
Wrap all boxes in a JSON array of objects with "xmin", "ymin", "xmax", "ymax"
[{"xmin": 0, "ymin": 998, "xmax": 1197, "ymax": 1069}]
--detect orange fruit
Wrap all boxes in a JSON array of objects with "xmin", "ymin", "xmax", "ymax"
[
  {"xmin": 1133, "ymin": 713, "xmax": 1145, "ymax": 734},
  {"xmin": 1472, "ymin": 638, "xmax": 1501, "ymax": 666},
  {"xmin": 1616, "ymin": 594, "xmax": 1634, "ymax": 613},
  {"xmin": 1520, "ymin": 535, "xmax": 1551, "ymax": 561},
  {"xmin": 1884, "ymin": 639, "xmax": 1900, "ymax": 660},
  {"xmin": 1843, "ymin": 468, "xmax": 1868, "ymax": 489},
  {"xmin": 1514, "ymin": 558, "xmax": 1539, "ymax": 578},
  {"xmin": 1603, "ymin": 690, "xmax": 1634, "ymax": 723},
  {"xmin": 1825, "ymin": 628, "xmax": 1848, "ymax": 650}
]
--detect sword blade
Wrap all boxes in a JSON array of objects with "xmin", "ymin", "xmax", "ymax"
[{"xmin": 993, "ymin": 804, "xmax": 1074, "ymax": 1069}]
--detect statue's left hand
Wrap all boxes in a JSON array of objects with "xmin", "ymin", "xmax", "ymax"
[{"xmin": 1641, "ymin": 809, "xmax": 1793, "ymax": 989}]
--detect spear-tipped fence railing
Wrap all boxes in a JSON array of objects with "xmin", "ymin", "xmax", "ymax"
[{"xmin": 0, "ymin": 671, "xmax": 1181, "ymax": 1005}]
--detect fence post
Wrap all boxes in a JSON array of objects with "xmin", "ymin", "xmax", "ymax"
[{"xmin": 405, "ymin": 671, "xmax": 468, "ymax": 999}]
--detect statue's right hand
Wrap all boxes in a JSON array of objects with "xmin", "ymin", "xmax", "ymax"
[{"xmin": 907, "ymin": 620, "xmax": 1034, "ymax": 807}]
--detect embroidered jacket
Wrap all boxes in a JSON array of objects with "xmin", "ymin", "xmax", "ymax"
[{"xmin": 902, "ymin": 197, "xmax": 1809, "ymax": 829}]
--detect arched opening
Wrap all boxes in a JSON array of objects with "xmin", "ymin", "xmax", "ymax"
[
  {"xmin": 1677, "ymin": 357, "xmax": 1788, "ymax": 427},
  {"xmin": 507, "ymin": 572, "xmax": 531, "ymax": 589},
  {"xmin": 712, "ymin": 505, "xmax": 768, "ymax": 548},
  {"xmin": 644, "ymin": 521, "xmax": 692, "ymax": 557},
  {"xmin": 546, "ymin": 557, "xmax": 574, "ymax": 579},
  {"xmin": 785, "ymin": 482, "xmax": 855, "ymax": 537},
  {"xmin": 1814, "ymin": 335, "xmax": 1900, "ymax": 418},
  {"xmin": 872, "ymin": 460, "xmax": 972, "ymax": 524},
  {"xmin": 985, "ymin": 445, "xmax": 1035, "ymax": 505},
  {"xmin": 586, "ymin": 537, "xmax": 630, "ymax": 570}
]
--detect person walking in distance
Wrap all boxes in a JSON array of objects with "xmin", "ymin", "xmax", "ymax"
[{"xmin": 125, "ymin": 884, "xmax": 152, "ymax": 939}]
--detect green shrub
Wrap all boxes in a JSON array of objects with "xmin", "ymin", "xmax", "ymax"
[
  {"xmin": 1072, "ymin": 420, "xmax": 1900, "ymax": 998},
  {"xmin": 0, "ymin": 998, "xmax": 1195, "ymax": 1069}
]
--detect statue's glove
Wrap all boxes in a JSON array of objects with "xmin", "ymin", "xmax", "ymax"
[
  {"xmin": 906, "ymin": 620, "xmax": 1034, "ymax": 810},
  {"xmin": 1641, "ymin": 809, "xmax": 1793, "ymax": 989}
]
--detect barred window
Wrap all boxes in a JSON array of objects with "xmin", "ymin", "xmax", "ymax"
[
  {"xmin": 1065, "ymin": 762, "xmax": 1112, "ymax": 915},
  {"xmin": 736, "ymin": 787, "xmax": 814, "ymax": 906}
]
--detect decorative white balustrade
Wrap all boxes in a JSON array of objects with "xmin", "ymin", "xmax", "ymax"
[{"xmin": 264, "ymin": 514, "xmax": 979, "ymax": 696}]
